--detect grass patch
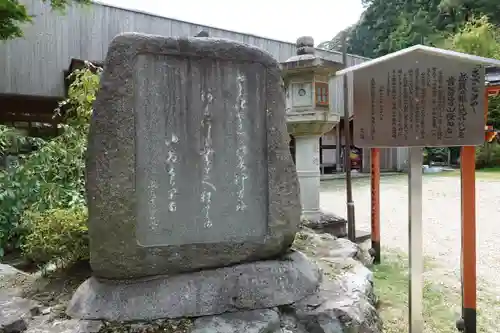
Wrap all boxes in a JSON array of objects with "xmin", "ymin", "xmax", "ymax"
[
  {"xmin": 373, "ymin": 250, "xmax": 459, "ymax": 333},
  {"xmin": 374, "ymin": 249, "xmax": 499, "ymax": 332},
  {"xmin": 478, "ymin": 166, "xmax": 500, "ymax": 173}
]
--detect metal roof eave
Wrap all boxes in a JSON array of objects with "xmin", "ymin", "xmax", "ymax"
[
  {"xmin": 335, "ymin": 44, "xmax": 500, "ymax": 77},
  {"xmin": 90, "ymin": 1, "xmax": 371, "ymax": 63}
]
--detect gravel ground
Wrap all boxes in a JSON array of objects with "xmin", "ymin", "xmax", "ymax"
[{"xmin": 320, "ymin": 174, "xmax": 500, "ymax": 295}]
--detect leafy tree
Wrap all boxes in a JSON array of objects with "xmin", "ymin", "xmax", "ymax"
[
  {"xmin": 0, "ymin": 0, "xmax": 90, "ymax": 40},
  {"xmin": 320, "ymin": 0, "xmax": 500, "ymax": 58},
  {"xmin": 441, "ymin": 16, "xmax": 500, "ymax": 129},
  {"xmin": 442, "ymin": 16, "xmax": 500, "ymax": 58},
  {"xmin": 438, "ymin": 0, "xmax": 500, "ymax": 28},
  {"xmin": 321, "ymin": 1, "xmax": 500, "ymax": 166},
  {"xmin": 385, "ymin": 9, "xmax": 444, "ymax": 52},
  {"xmin": 444, "ymin": 15, "xmax": 500, "ymax": 168}
]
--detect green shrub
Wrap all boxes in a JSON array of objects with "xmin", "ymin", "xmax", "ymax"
[
  {"xmin": 0, "ymin": 65, "xmax": 100, "ymax": 256},
  {"xmin": 21, "ymin": 206, "xmax": 89, "ymax": 265},
  {"xmin": 0, "ymin": 126, "xmax": 87, "ymax": 253},
  {"xmin": 476, "ymin": 143, "xmax": 500, "ymax": 169}
]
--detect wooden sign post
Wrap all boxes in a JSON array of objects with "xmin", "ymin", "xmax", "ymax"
[{"xmin": 336, "ymin": 45, "xmax": 500, "ymax": 333}]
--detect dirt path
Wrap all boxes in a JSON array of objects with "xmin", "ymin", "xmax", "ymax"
[
  {"xmin": 320, "ymin": 174, "xmax": 500, "ymax": 295},
  {"xmin": 320, "ymin": 174, "xmax": 500, "ymax": 331}
]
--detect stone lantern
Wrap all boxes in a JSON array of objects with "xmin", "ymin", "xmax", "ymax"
[{"xmin": 281, "ymin": 36, "xmax": 343, "ymax": 227}]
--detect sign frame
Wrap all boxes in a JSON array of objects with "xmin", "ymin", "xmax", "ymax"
[{"xmin": 336, "ymin": 44, "xmax": 500, "ymax": 333}]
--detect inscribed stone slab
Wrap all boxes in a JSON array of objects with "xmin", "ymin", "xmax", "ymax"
[
  {"xmin": 86, "ymin": 33, "xmax": 300, "ymax": 279},
  {"xmin": 134, "ymin": 53, "xmax": 269, "ymax": 247}
]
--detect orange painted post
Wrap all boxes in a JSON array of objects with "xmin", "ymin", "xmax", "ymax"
[
  {"xmin": 457, "ymin": 88, "xmax": 488, "ymax": 332},
  {"xmin": 370, "ymin": 148, "xmax": 381, "ymax": 264},
  {"xmin": 460, "ymin": 145, "xmax": 476, "ymax": 333}
]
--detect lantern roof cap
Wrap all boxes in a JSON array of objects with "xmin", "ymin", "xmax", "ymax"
[{"xmin": 281, "ymin": 36, "xmax": 342, "ymax": 74}]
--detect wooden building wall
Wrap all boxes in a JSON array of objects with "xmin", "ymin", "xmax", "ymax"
[
  {"xmin": 0, "ymin": 0, "xmax": 368, "ymax": 98},
  {"xmin": 0, "ymin": 0, "xmax": 407, "ymax": 171}
]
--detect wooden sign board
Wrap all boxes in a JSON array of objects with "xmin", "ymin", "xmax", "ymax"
[{"xmin": 352, "ymin": 51, "xmax": 485, "ymax": 147}]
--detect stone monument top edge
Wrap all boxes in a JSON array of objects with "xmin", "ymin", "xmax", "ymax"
[{"xmin": 105, "ymin": 32, "xmax": 281, "ymax": 69}]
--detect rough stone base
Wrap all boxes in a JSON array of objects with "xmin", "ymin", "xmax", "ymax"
[
  {"xmin": 66, "ymin": 251, "xmax": 321, "ymax": 321},
  {"xmin": 188, "ymin": 257, "xmax": 381, "ymax": 333},
  {"xmin": 301, "ymin": 212, "xmax": 347, "ymax": 238},
  {"xmin": 1, "ymin": 229, "xmax": 381, "ymax": 333}
]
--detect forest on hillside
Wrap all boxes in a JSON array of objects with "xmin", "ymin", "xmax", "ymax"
[
  {"xmin": 321, "ymin": 0, "xmax": 500, "ymax": 58},
  {"xmin": 319, "ymin": 0, "xmax": 500, "ymax": 166}
]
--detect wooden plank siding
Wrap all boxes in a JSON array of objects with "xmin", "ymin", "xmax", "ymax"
[{"xmin": 0, "ymin": 0, "xmax": 368, "ymax": 98}]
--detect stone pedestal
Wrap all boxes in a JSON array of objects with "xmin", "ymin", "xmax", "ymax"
[
  {"xmin": 294, "ymin": 135, "xmax": 321, "ymax": 222},
  {"xmin": 67, "ymin": 251, "xmax": 320, "ymax": 321}
]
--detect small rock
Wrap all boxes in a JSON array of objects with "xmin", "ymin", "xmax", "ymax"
[
  {"xmin": 287, "ymin": 232, "xmax": 381, "ymax": 333},
  {"xmin": 0, "ymin": 264, "xmax": 26, "ymax": 277},
  {"xmin": 49, "ymin": 304, "xmax": 67, "ymax": 319},
  {"xmin": 32, "ymin": 292, "xmax": 56, "ymax": 305},
  {"xmin": 355, "ymin": 246, "xmax": 375, "ymax": 267},
  {"xmin": 294, "ymin": 228, "xmax": 365, "ymax": 264},
  {"xmin": 279, "ymin": 313, "xmax": 308, "ymax": 333},
  {"xmin": 25, "ymin": 318, "xmax": 103, "ymax": 333},
  {"xmin": 290, "ymin": 270, "xmax": 381, "ymax": 333},
  {"xmin": 41, "ymin": 307, "xmax": 52, "ymax": 315},
  {"xmin": 128, "ymin": 322, "xmax": 156, "ymax": 333},
  {"xmin": 99, "ymin": 318, "xmax": 193, "ymax": 333},
  {"xmin": 327, "ymin": 238, "xmax": 358, "ymax": 259},
  {"xmin": 191, "ymin": 309, "xmax": 280, "ymax": 333},
  {"xmin": 0, "ymin": 295, "xmax": 41, "ymax": 333},
  {"xmin": 301, "ymin": 213, "xmax": 347, "ymax": 238},
  {"xmin": 0, "ymin": 264, "xmax": 34, "ymax": 297}
]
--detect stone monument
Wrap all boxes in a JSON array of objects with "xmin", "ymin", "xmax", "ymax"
[{"xmin": 67, "ymin": 32, "xmax": 320, "ymax": 321}]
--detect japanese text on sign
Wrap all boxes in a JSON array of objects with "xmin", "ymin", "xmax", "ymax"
[{"xmin": 353, "ymin": 53, "xmax": 485, "ymax": 147}]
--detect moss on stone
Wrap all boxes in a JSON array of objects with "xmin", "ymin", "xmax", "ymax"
[{"xmin": 98, "ymin": 318, "xmax": 193, "ymax": 333}]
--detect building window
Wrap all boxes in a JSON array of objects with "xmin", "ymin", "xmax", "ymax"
[{"xmin": 315, "ymin": 82, "xmax": 329, "ymax": 107}]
